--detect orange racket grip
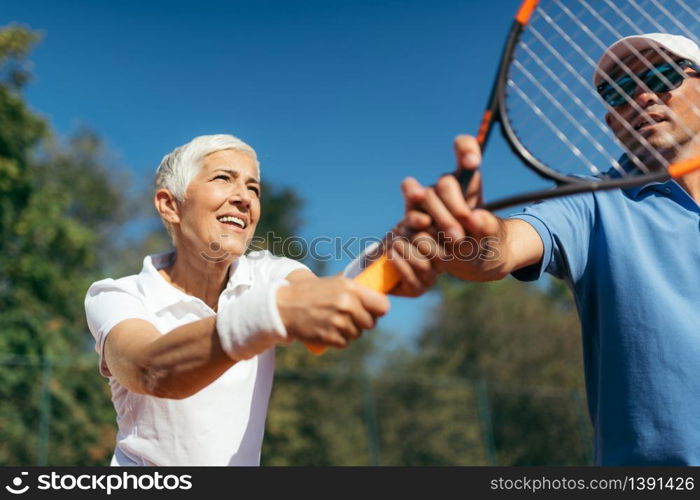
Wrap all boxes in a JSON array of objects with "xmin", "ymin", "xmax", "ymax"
[
  {"xmin": 352, "ymin": 253, "xmax": 402, "ymax": 293},
  {"xmin": 304, "ymin": 342, "xmax": 327, "ymax": 355},
  {"xmin": 668, "ymin": 156, "xmax": 700, "ymax": 179},
  {"xmin": 304, "ymin": 253, "xmax": 402, "ymax": 355}
]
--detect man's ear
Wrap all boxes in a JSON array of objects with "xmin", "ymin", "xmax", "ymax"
[
  {"xmin": 605, "ymin": 112, "xmax": 613, "ymax": 128},
  {"xmin": 154, "ymin": 188, "xmax": 181, "ymax": 225}
]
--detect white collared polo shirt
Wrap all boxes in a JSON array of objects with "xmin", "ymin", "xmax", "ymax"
[{"xmin": 84, "ymin": 250, "xmax": 309, "ymax": 466}]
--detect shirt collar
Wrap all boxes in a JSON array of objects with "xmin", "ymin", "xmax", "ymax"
[
  {"xmin": 137, "ymin": 251, "xmax": 254, "ymax": 313},
  {"xmin": 224, "ymin": 253, "xmax": 254, "ymax": 292},
  {"xmin": 610, "ymin": 154, "xmax": 670, "ymax": 199},
  {"xmin": 625, "ymin": 180, "xmax": 673, "ymax": 199}
]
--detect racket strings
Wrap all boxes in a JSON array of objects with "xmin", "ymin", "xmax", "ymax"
[
  {"xmin": 511, "ymin": 2, "xmax": 649, "ymax": 175},
  {"xmin": 507, "ymin": 77, "xmax": 595, "ymax": 173},
  {"xmin": 644, "ymin": 0, "xmax": 698, "ymax": 40},
  {"xmin": 585, "ymin": 1, "xmax": 700, "ymax": 163},
  {"xmin": 539, "ymin": 0, "xmax": 673, "ymax": 171},
  {"xmin": 559, "ymin": 0, "xmax": 665, "ymax": 172},
  {"xmin": 511, "ymin": 57, "xmax": 610, "ymax": 175},
  {"xmin": 508, "ymin": 12, "xmax": 608, "ymax": 166},
  {"xmin": 582, "ymin": 0, "xmax": 700, "ymax": 153},
  {"xmin": 566, "ymin": 1, "xmax": 672, "ymax": 171},
  {"xmin": 524, "ymin": 12, "xmax": 622, "ymax": 140},
  {"xmin": 597, "ymin": 45, "xmax": 700, "ymax": 153},
  {"xmin": 517, "ymin": 8, "xmax": 630, "ymax": 175},
  {"xmin": 675, "ymin": 0, "xmax": 700, "ymax": 23},
  {"xmin": 503, "ymin": 0, "xmax": 700, "ymax": 180},
  {"xmin": 589, "ymin": 0, "xmax": 700, "ymax": 149},
  {"xmin": 594, "ymin": 0, "xmax": 700, "ymax": 135}
]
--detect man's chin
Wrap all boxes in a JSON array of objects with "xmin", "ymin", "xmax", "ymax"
[{"xmin": 628, "ymin": 144, "xmax": 677, "ymax": 171}]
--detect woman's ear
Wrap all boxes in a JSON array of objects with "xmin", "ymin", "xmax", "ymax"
[{"xmin": 154, "ymin": 189, "xmax": 181, "ymax": 225}]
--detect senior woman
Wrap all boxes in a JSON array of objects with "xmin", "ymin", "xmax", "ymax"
[{"xmin": 85, "ymin": 134, "xmax": 435, "ymax": 466}]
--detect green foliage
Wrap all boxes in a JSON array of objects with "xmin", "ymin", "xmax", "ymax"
[
  {"xmin": 256, "ymin": 184, "xmax": 304, "ymax": 248},
  {"xmin": 264, "ymin": 335, "xmax": 379, "ymax": 465},
  {"xmin": 372, "ymin": 374, "xmax": 486, "ymax": 465},
  {"xmin": 0, "ymin": 25, "xmax": 129, "ymax": 464},
  {"xmin": 416, "ymin": 277, "xmax": 582, "ymax": 386},
  {"xmin": 0, "ymin": 24, "xmax": 40, "ymax": 89},
  {"xmin": 372, "ymin": 277, "xmax": 591, "ymax": 465}
]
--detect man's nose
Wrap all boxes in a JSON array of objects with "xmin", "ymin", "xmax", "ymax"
[{"xmin": 632, "ymin": 83, "xmax": 663, "ymax": 108}]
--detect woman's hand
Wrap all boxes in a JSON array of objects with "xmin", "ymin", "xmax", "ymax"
[{"xmin": 277, "ymin": 276, "xmax": 390, "ymax": 349}]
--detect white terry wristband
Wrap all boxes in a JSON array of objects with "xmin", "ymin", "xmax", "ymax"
[{"xmin": 216, "ymin": 279, "xmax": 290, "ymax": 361}]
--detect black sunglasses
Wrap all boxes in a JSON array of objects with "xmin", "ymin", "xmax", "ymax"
[{"xmin": 597, "ymin": 59, "xmax": 700, "ymax": 107}]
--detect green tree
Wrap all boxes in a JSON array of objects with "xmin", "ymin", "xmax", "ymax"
[
  {"xmin": 0, "ymin": 24, "xmax": 135, "ymax": 465},
  {"xmin": 264, "ymin": 335, "xmax": 383, "ymax": 465},
  {"xmin": 372, "ymin": 277, "xmax": 591, "ymax": 465}
]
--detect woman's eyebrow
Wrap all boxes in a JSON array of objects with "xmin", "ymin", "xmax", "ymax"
[
  {"xmin": 214, "ymin": 168, "xmax": 239, "ymax": 178},
  {"xmin": 214, "ymin": 168, "xmax": 260, "ymax": 183}
]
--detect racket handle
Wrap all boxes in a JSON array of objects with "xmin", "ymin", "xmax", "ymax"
[
  {"xmin": 304, "ymin": 253, "xmax": 401, "ymax": 355},
  {"xmin": 457, "ymin": 168, "xmax": 476, "ymax": 193},
  {"xmin": 668, "ymin": 157, "xmax": 700, "ymax": 179},
  {"xmin": 304, "ymin": 341, "xmax": 327, "ymax": 355}
]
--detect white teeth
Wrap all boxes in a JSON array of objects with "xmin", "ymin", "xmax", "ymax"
[{"xmin": 217, "ymin": 216, "xmax": 246, "ymax": 228}]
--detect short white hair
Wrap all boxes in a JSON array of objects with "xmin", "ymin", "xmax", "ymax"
[{"xmin": 155, "ymin": 134, "xmax": 260, "ymax": 201}]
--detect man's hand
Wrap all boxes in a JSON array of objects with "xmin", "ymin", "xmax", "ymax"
[
  {"xmin": 277, "ymin": 276, "xmax": 390, "ymax": 349},
  {"xmin": 400, "ymin": 135, "xmax": 537, "ymax": 282},
  {"xmin": 385, "ymin": 222, "xmax": 440, "ymax": 297}
]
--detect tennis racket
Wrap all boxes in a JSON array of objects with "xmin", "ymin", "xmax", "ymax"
[{"xmin": 306, "ymin": 0, "xmax": 700, "ymax": 354}]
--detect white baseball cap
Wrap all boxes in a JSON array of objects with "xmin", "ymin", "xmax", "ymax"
[{"xmin": 593, "ymin": 33, "xmax": 700, "ymax": 86}]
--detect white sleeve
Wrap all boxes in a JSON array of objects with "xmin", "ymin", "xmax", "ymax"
[
  {"xmin": 251, "ymin": 250, "xmax": 312, "ymax": 282},
  {"xmin": 84, "ymin": 279, "xmax": 154, "ymax": 377},
  {"xmin": 274, "ymin": 257, "xmax": 311, "ymax": 280}
]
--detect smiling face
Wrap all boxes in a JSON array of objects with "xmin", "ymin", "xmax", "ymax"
[
  {"xmin": 604, "ymin": 49, "xmax": 700, "ymax": 166},
  {"xmin": 173, "ymin": 149, "xmax": 261, "ymax": 262}
]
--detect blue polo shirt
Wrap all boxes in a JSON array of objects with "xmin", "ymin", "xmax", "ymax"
[{"xmin": 509, "ymin": 172, "xmax": 700, "ymax": 465}]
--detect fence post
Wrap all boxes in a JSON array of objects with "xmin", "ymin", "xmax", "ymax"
[
  {"xmin": 361, "ymin": 375, "xmax": 381, "ymax": 465},
  {"xmin": 475, "ymin": 379, "xmax": 497, "ymax": 465},
  {"xmin": 37, "ymin": 357, "xmax": 53, "ymax": 466}
]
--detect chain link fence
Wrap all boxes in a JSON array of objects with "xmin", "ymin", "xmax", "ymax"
[{"xmin": 0, "ymin": 354, "xmax": 592, "ymax": 466}]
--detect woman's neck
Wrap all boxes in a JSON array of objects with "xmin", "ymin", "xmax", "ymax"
[{"xmin": 159, "ymin": 249, "xmax": 235, "ymax": 311}]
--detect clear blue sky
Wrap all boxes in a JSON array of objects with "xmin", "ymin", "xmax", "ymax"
[{"xmin": 2, "ymin": 0, "xmax": 551, "ymax": 343}]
